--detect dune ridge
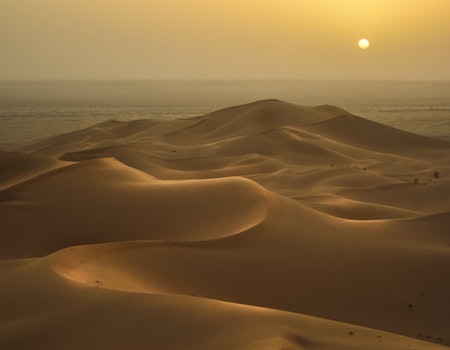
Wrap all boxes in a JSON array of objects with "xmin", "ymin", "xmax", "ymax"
[{"xmin": 1, "ymin": 99, "xmax": 449, "ymax": 349}]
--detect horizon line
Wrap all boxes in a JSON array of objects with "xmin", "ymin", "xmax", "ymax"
[{"xmin": 1, "ymin": 78, "xmax": 450, "ymax": 83}]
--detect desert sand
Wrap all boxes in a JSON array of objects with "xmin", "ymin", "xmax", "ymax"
[{"xmin": 1, "ymin": 99, "xmax": 449, "ymax": 349}]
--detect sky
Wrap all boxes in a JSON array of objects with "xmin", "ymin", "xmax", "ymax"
[{"xmin": 1, "ymin": 0, "xmax": 449, "ymax": 80}]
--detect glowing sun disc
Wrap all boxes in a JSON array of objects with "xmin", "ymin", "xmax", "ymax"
[{"xmin": 358, "ymin": 38, "xmax": 370, "ymax": 49}]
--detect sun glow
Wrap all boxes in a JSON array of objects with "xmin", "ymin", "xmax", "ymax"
[{"xmin": 358, "ymin": 38, "xmax": 370, "ymax": 49}]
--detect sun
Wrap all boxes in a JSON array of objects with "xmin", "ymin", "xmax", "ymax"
[{"xmin": 358, "ymin": 38, "xmax": 370, "ymax": 49}]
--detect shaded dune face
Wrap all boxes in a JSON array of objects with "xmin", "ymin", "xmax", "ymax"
[
  {"xmin": 0, "ymin": 158, "xmax": 268, "ymax": 258},
  {"xmin": 1, "ymin": 99, "xmax": 450, "ymax": 349}
]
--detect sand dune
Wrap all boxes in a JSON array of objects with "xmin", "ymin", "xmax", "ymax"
[
  {"xmin": 302, "ymin": 114, "xmax": 450, "ymax": 155},
  {"xmin": 0, "ymin": 158, "xmax": 268, "ymax": 258},
  {"xmin": 1, "ymin": 100, "xmax": 449, "ymax": 349},
  {"xmin": 0, "ymin": 151, "xmax": 67, "ymax": 190}
]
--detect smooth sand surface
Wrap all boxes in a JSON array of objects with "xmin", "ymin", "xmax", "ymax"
[{"xmin": 1, "ymin": 100, "xmax": 449, "ymax": 349}]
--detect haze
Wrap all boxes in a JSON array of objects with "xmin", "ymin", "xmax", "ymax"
[{"xmin": 1, "ymin": 0, "xmax": 449, "ymax": 80}]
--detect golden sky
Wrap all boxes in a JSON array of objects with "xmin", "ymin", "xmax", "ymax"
[{"xmin": 1, "ymin": 0, "xmax": 449, "ymax": 80}]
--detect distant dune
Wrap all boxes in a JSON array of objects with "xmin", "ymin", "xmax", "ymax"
[{"xmin": 1, "ymin": 100, "xmax": 449, "ymax": 349}]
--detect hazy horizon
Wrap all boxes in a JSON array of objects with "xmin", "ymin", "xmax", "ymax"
[
  {"xmin": 2, "ymin": 78, "xmax": 450, "ymax": 82},
  {"xmin": 2, "ymin": 80, "xmax": 449, "ymax": 106},
  {"xmin": 1, "ymin": 0, "xmax": 449, "ymax": 81}
]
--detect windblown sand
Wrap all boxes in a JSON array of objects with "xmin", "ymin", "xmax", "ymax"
[{"xmin": 1, "ymin": 100, "xmax": 449, "ymax": 349}]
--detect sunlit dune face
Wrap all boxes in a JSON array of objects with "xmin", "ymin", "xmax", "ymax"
[{"xmin": 358, "ymin": 38, "xmax": 370, "ymax": 49}]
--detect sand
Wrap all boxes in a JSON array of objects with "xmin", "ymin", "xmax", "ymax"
[{"xmin": 1, "ymin": 99, "xmax": 449, "ymax": 349}]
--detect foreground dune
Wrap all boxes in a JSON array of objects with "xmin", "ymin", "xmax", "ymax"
[{"xmin": 1, "ymin": 100, "xmax": 449, "ymax": 349}]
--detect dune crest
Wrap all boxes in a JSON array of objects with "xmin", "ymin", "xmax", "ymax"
[{"xmin": 1, "ymin": 100, "xmax": 449, "ymax": 349}]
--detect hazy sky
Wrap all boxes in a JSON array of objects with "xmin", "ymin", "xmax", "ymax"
[{"xmin": 1, "ymin": 0, "xmax": 449, "ymax": 80}]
